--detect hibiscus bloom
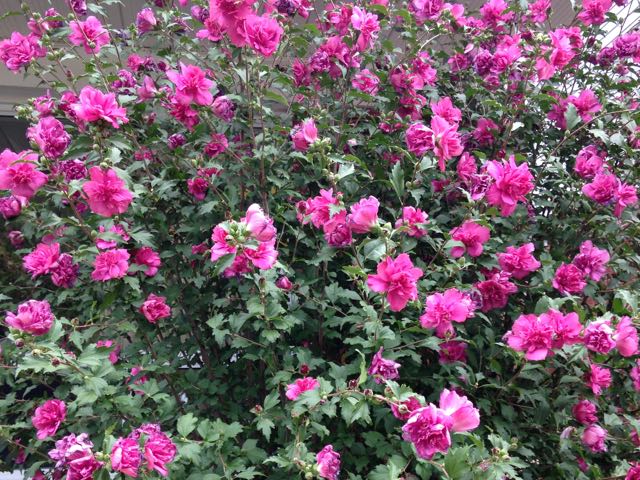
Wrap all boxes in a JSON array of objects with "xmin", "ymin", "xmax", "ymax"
[{"xmin": 367, "ymin": 254, "xmax": 423, "ymax": 311}]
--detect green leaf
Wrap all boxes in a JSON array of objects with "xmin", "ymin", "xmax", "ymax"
[
  {"xmin": 177, "ymin": 413, "xmax": 198, "ymax": 437},
  {"xmin": 390, "ymin": 162, "xmax": 404, "ymax": 200}
]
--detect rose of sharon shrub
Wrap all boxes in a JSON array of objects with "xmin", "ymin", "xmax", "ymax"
[{"xmin": 0, "ymin": 0, "xmax": 639, "ymax": 479}]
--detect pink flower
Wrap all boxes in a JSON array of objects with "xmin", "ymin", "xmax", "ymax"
[
  {"xmin": 166, "ymin": 63, "xmax": 214, "ymax": 106},
  {"xmin": 449, "ymin": 221, "xmax": 490, "ymax": 258},
  {"xmin": 96, "ymin": 340, "xmax": 120, "ymax": 364},
  {"xmin": 584, "ymin": 319, "xmax": 616, "ymax": 354},
  {"xmin": 144, "ymin": 431, "xmax": 177, "ymax": 477},
  {"xmin": 111, "ymin": 437, "xmax": 141, "ymax": 478},
  {"xmin": 51, "ymin": 253, "xmax": 79, "ymax": 288},
  {"xmin": 316, "ymin": 445, "xmax": 340, "ymax": 480},
  {"xmin": 582, "ymin": 425, "xmax": 607, "ymax": 452},
  {"xmin": 552, "ymin": 263, "xmax": 587, "ymax": 295},
  {"xmin": 350, "ymin": 7, "xmax": 380, "ymax": 51},
  {"xmin": 631, "ymin": 361, "xmax": 640, "ymax": 392},
  {"xmin": 582, "ymin": 172, "xmax": 618, "ymax": 205},
  {"xmin": 352, "ymin": 69, "xmax": 380, "ymax": 95},
  {"xmin": 367, "ymin": 254, "xmax": 423, "ymax": 311},
  {"xmin": 136, "ymin": 8, "xmax": 157, "ymax": 34},
  {"xmin": 505, "ymin": 313, "xmax": 555, "ymax": 360},
  {"xmin": 242, "ymin": 203, "xmax": 277, "ymax": 242},
  {"xmin": 0, "ymin": 151, "xmax": 47, "ymax": 199},
  {"xmin": 572, "ymin": 400, "xmax": 598, "ymax": 425},
  {"xmin": 614, "ymin": 182, "xmax": 638, "ymax": 217},
  {"xmin": 585, "ymin": 364, "xmax": 611, "ymax": 396},
  {"xmin": 244, "ymin": 15, "xmax": 283, "ymax": 57},
  {"xmin": 72, "ymin": 86, "xmax": 129, "ymax": 128},
  {"xmin": 210, "ymin": 226, "xmax": 236, "ymax": 262},
  {"xmin": 68, "ymin": 16, "xmax": 110, "ymax": 54},
  {"xmin": 276, "ymin": 276, "xmax": 293, "ymax": 290},
  {"xmin": 5, "ymin": 299, "xmax": 54, "ymax": 336},
  {"xmin": 244, "ymin": 241, "xmax": 278, "ymax": 269},
  {"xmin": 82, "ymin": 167, "xmax": 133, "ymax": 217},
  {"xmin": 391, "ymin": 396, "xmax": 423, "ymax": 420},
  {"xmin": 615, "ymin": 316, "xmax": 638, "ymax": 357},
  {"xmin": 569, "ymin": 89, "xmax": 602, "ymax": 123},
  {"xmin": 527, "ymin": 0, "xmax": 551, "ymax": 22},
  {"xmin": 627, "ymin": 464, "xmax": 640, "ymax": 480},
  {"xmin": 187, "ymin": 177, "xmax": 208, "ymax": 201},
  {"xmin": 32, "ymin": 399, "xmax": 66, "ymax": 440},
  {"xmin": 572, "ymin": 241, "xmax": 609, "ymax": 281},
  {"xmin": 91, "ymin": 249, "xmax": 130, "ymax": 281},
  {"xmin": 577, "ymin": 0, "xmax": 612, "ymax": 25},
  {"xmin": 209, "ymin": 0, "xmax": 253, "ymax": 28},
  {"xmin": 438, "ymin": 389, "xmax": 480, "ymax": 433},
  {"xmin": 474, "ymin": 270, "xmax": 518, "ymax": 312},
  {"xmin": 0, "ymin": 32, "xmax": 46, "ymax": 71},
  {"xmin": 27, "ymin": 117, "xmax": 70, "ymax": 159},
  {"xmin": 96, "ymin": 224, "xmax": 129, "ymax": 250},
  {"xmin": 542, "ymin": 309, "xmax": 582, "ymax": 348},
  {"xmin": 473, "ymin": 118, "xmax": 499, "ymax": 146},
  {"xmin": 497, "ymin": 243, "xmax": 541, "ymax": 280},
  {"xmin": 439, "ymin": 341, "xmax": 468, "ymax": 364},
  {"xmin": 405, "ymin": 122, "xmax": 434, "ymax": 157},
  {"xmin": 395, "ymin": 206, "xmax": 428, "ymax": 238},
  {"xmin": 291, "ymin": 118, "xmax": 319, "ymax": 152},
  {"xmin": 431, "ymin": 97, "xmax": 462, "ymax": 124},
  {"xmin": 23, "ymin": 242, "xmax": 61, "ymax": 278},
  {"xmin": 285, "ymin": 377, "xmax": 320, "ymax": 400},
  {"xmin": 430, "ymin": 116, "xmax": 464, "ymax": 171},
  {"xmin": 420, "ymin": 289, "xmax": 474, "ymax": 337},
  {"xmin": 298, "ymin": 189, "xmax": 340, "ymax": 228},
  {"xmin": 323, "ymin": 210, "xmax": 353, "ymax": 248},
  {"xmin": 133, "ymin": 247, "xmax": 162, "ymax": 277},
  {"xmin": 368, "ymin": 347, "xmax": 401, "ymax": 384},
  {"xmin": 140, "ymin": 294, "xmax": 171, "ymax": 324},
  {"xmin": 486, "ymin": 156, "xmax": 534, "ymax": 216},
  {"xmin": 574, "ymin": 145, "xmax": 605, "ymax": 179},
  {"xmin": 347, "ymin": 196, "xmax": 379, "ymax": 234},
  {"xmin": 212, "ymin": 95, "xmax": 235, "ymax": 121},
  {"xmin": 0, "ymin": 194, "xmax": 25, "ymax": 219},
  {"xmin": 205, "ymin": 133, "xmax": 228, "ymax": 157},
  {"xmin": 402, "ymin": 404, "xmax": 453, "ymax": 459}
]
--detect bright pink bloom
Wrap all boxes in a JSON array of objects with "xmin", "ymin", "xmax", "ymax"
[
  {"xmin": 473, "ymin": 118, "xmax": 499, "ymax": 146},
  {"xmin": 527, "ymin": 0, "xmax": 551, "ymax": 22},
  {"xmin": 486, "ymin": 156, "xmax": 534, "ymax": 216},
  {"xmin": 615, "ymin": 316, "xmax": 638, "ymax": 357},
  {"xmin": 574, "ymin": 145, "xmax": 605, "ymax": 179},
  {"xmin": 242, "ymin": 203, "xmax": 276, "ymax": 242},
  {"xmin": 474, "ymin": 270, "xmax": 518, "ymax": 312},
  {"xmin": 0, "ymin": 150, "xmax": 47, "ymax": 199},
  {"xmin": 72, "ymin": 86, "xmax": 129, "ymax": 128},
  {"xmin": 402, "ymin": 404, "xmax": 453, "ymax": 459},
  {"xmin": 439, "ymin": 341, "xmax": 468, "ymax": 364},
  {"xmin": 585, "ymin": 364, "xmax": 611, "ymax": 396},
  {"xmin": 133, "ymin": 247, "xmax": 161, "ymax": 277},
  {"xmin": 505, "ymin": 314, "xmax": 555, "ymax": 360},
  {"xmin": 111, "ymin": 437, "xmax": 141, "ymax": 478},
  {"xmin": 431, "ymin": 97, "xmax": 462, "ymax": 124},
  {"xmin": 96, "ymin": 340, "xmax": 120, "ymax": 364},
  {"xmin": 420, "ymin": 289, "xmax": 474, "ymax": 337},
  {"xmin": 569, "ymin": 89, "xmax": 601, "ymax": 123},
  {"xmin": 582, "ymin": 425, "xmax": 607, "ymax": 452},
  {"xmin": 430, "ymin": 116, "xmax": 464, "ymax": 171},
  {"xmin": 449, "ymin": 221, "xmax": 490, "ymax": 258},
  {"xmin": 367, "ymin": 254, "xmax": 423, "ymax": 311},
  {"xmin": 438, "ymin": 389, "xmax": 480, "ymax": 433},
  {"xmin": 631, "ymin": 361, "xmax": 640, "ymax": 392},
  {"xmin": 276, "ymin": 276, "xmax": 293, "ymax": 290},
  {"xmin": 209, "ymin": 0, "xmax": 253, "ymax": 28},
  {"xmin": 137, "ymin": 75, "xmax": 158, "ymax": 101},
  {"xmin": 572, "ymin": 400, "xmax": 598, "ymax": 425},
  {"xmin": 23, "ymin": 242, "xmax": 61, "ymax": 278},
  {"xmin": 291, "ymin": 119, "xmax": 318, "ymax": 152},
  {"xmin": 553, "ymin": 263, "xmax": 587, "ymax": 295},
  {"xmin": 27, "ymin": 117, "xmax": 70, "ymax": 159},
  {"xmin": 578, "ymin": 0, "xmax": 612, "ymax": 25},
  {"xmin": 614, "ymin": 182, "xmax": 638, "ymax": 217},
  {"xmin": 187, "ymin": 177, "xmax": 208, "ymax": 201},
  {"xmin": 368, "ymin": 347, "xmax": 400, "ymax": 384},
  {"xmin": 210, "ymin": 226, "xmax": 237, "ymax": 262},
  {"xmin": 582, "ymin": 172, "xmax": 618, "ymax": 205},
  {"xmin": 316, "ymin": 445, "xmax": 340, "ymax": 480},
  {"xmin": 395, "ymin": 206, "xmax": 428, "ymax": 238},
  {"xmin": 32, "ymin": 399, "xmax": 66, "ymax": 440},
  {"xmin": 91, "ymin": 249, "xmax": 130, "ymax": 281},
  {"xmin": 50, "ymin": 254, "xmax": 79, "ymax": 288},
  {"xmin": 497, "ymin": 243, "xmax": 541, "ymax": 279},
  {"xmin": 542, "ymin": 309, "xmax": 582, "ymax": 348},
  {"xmin": 583, "ymin": 319, "xmax": 616, "ymax": 354},
  {"xmin": 0, "ymin": 194, "xmax": 25, "ymax": 218},
  {"xmin": 572, "ymin": 241, "xmax": 609, "ymax": 281},
  {"xmin": 167, "ymin": 63, "xmax": 214, "ymax": 106},
  {"xmin": 144, "ymin": 431, "xmax": 176, "ymax": 477},
  {"xmin": 298, "ymin": 189, "xmax": 340, "ymax": 228},
  {"xmin": 348, "ymin": 196, "xmax": 379, "ymax": 234},
  {"xmin": 285, "ymin": 377, "xmax": 320, "ymax": 400},
  {"xmin": 352, "ymin": 69, "xmax": 380, "ymax": 95},
  {"xmin": 480, "ymin": 0, "xmax": 513, "ymax": 25},
  {"xmin": 391, "ymin": 396, "xmax": 423, "ymax": 420},
  {"xmin": 244, "ymin": 15, "xmax": 283, "ymax": 57},
  {"xmin": 140, "ymin": 294, "xmax": 171, "ymax": 324},
  {"xmin": 68, "ymin": 16, "xmax": 110, "ymax": 54},
  {"xmin": 82, "ymin": 167, "xmax": 133, "ymax": 217},
  {"xmin": 0, "ymin": 32, "xmax": 46, "ymax": 71},
  {"xmin": 323, "ymin": 210, "xmax": 352, "ymax": 248},
  {"xmin": 244, "ymin": 240, "xmax": 278, "ymax": 269},
  {"xmin": 96, "ymin": 224, "xmax": 129, "ymax": 250},
  {"xmin": 351, "ymin": 7, "xmax": 380, "ymax": 51},
  {"xmin": 5, "ymin": 299, "xmax": 54, "ymax": 336},
  {"xmin": 627, "ymin": 464, "xmax": 640, "ymax": 480},
  {"xmin": 406, "ymin": 122, "xmax": 433, "ymax": 157}
]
